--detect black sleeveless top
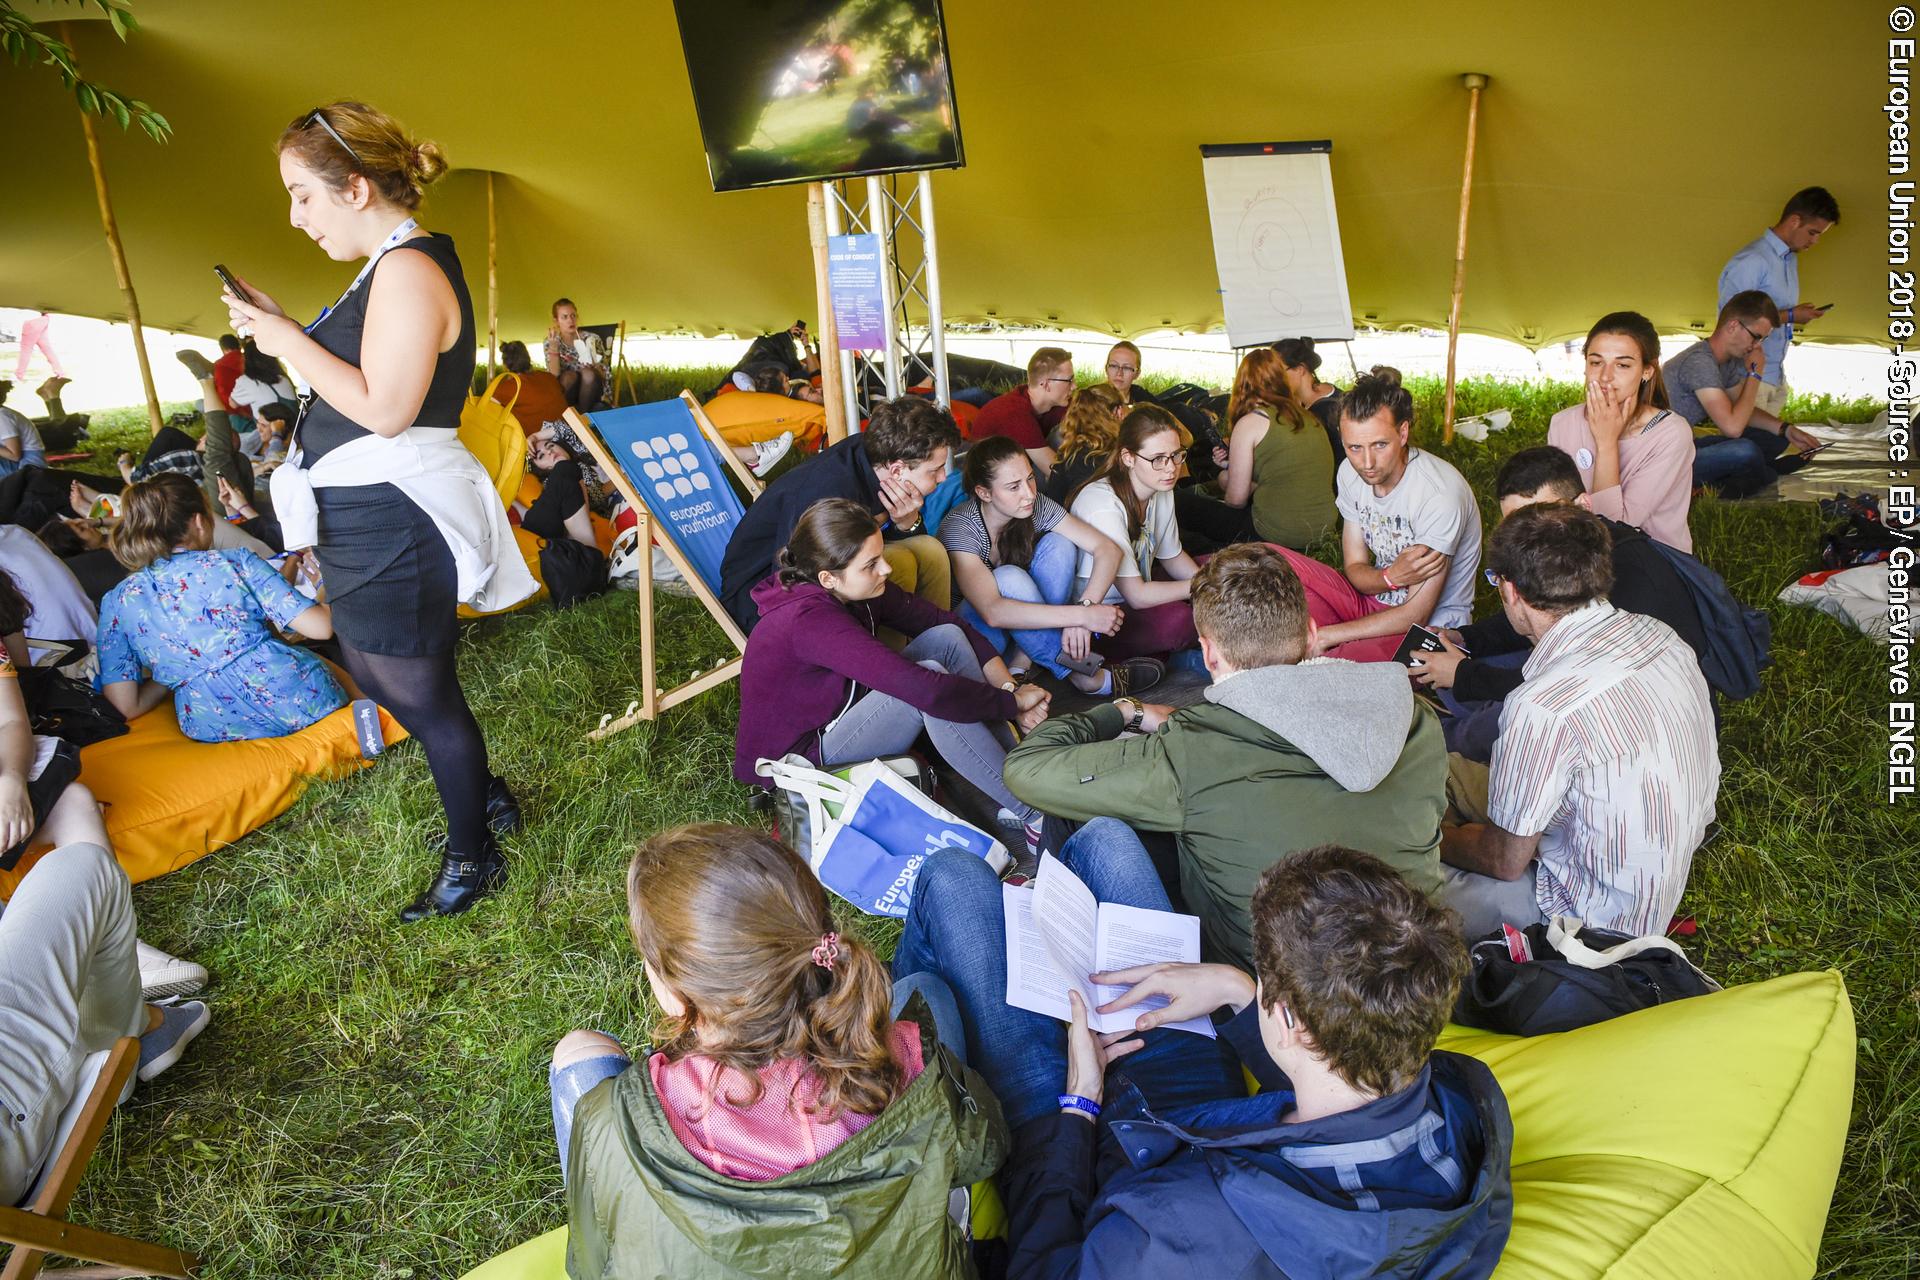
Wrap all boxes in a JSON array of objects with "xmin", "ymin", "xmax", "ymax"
[{"xmin": 298, "ymin": 232, "xmax": 475, "ymax": 463}]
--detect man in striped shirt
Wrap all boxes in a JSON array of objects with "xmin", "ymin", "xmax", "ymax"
[{"xmin": 1438, "ymin": 504, "xmax": 1719, "ymax": 939}]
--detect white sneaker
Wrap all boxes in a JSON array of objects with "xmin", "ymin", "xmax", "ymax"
[
  {"xmin": 749, "ymin": 431, "xmax": 795, "ymax": 477},
  {"xmin": 136, "ymin": 939, "xmax": 208, "ymax": 1000}
]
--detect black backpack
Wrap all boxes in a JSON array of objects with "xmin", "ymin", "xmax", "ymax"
[
  {"xmin": 1646, "ymin": 539, "xmax": 1772, "ymax": 700},
  {"xmin": 1454, "ymin": 920, "xmax": 1720, "ymax": 1036}
]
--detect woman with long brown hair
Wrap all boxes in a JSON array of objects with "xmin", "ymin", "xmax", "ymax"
[
  {"xmin": 224, "ymin": 101, "xmax": 535, "ymax": 921},
  {"xmin": 551, "ymin": 823, "xmax": 1007, "ymax": 1278},
  {"xmin": 1065, "ymin": 405, "xmax": 1201, "ymax": 659},
  {"xmin": 1220, "ymin": 347, "xmax": 1337, "ymax": 549}
]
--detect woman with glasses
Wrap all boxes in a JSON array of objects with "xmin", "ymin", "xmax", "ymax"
[
  {"xmin": 1219, "ymin": 348, "xmax": 1336, "ymax": 550},
  {"xmin": 223, "ymin": 101, "xmax": 535, "ymax": 923},
  {"xmin": 1546, "ymin": 311, "xmax": 1694, "ymax": 554},
  {"xmin": 1066, "ymin": 406, "xmax": 1201, "ymax": 659},
  {"xmin": 1098, "ymin": 341, "xmax": 1153, "ymax": 408}
]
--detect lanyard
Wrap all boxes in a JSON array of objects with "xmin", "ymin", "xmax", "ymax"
[{"xmin": 304, "ymin": 216, "xmax": 419, "ymax": 334}]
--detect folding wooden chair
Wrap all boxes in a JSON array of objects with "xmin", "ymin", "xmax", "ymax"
[{"xmin": 0, "ymin": 1036, "xmax": 198, "ymax": 1279}]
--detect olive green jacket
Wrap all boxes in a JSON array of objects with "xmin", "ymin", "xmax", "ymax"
[
  {"xmin": 1005, "ymin": 660, "xmax": 1449, "ymax": 971},
  {"xmin": 564, "ymin": 1010, "xmax": 1008, "ymax": 1280}
]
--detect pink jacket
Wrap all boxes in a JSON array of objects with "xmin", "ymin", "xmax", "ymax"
[{"xmin": 1547, "ymin": 405, "xmax": 1694, "ymax": 553}]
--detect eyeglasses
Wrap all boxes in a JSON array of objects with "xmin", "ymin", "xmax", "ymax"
[
  {"xmin": 1484, "ymin": 569, "xmax": 1502, "ymax": 588},
  {"xmin": 1735, "ymin": 318, "xmax": 1769, "ymax": 344},
  {"xmin": 1105, "ymin": 362, "xmax": 1139, "ymax": 375},
  {"xmin": 1138, "ymin": 449, "xmax": 1188, "ymax": 470},
  {"xmin": 1042, "ymin": 376, "xmax": 1075, "ymax": 387},
  {"xmin": 303, "ymin": 109, "xmax": 361, "ymax": 165}
]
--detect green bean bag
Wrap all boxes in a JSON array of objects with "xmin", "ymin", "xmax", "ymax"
[{"xmin": 462, "ymin": 969, "xmax": 1854, "ymax": 1280}]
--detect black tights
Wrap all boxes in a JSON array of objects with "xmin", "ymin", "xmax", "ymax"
[{"xmin": 338, "ymin": 637, "xmax": 491, "ymax": 854}]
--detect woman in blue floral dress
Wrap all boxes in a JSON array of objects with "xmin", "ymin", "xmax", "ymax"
[{"xmin": 97, "ymin": 473, "xmax": 344, "ymax": 742}]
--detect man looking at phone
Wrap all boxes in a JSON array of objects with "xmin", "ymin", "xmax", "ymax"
[
  {"xmin": 970, "ymin": 347, "xmax": 1073, "ymax": 479},
  {"xmin": 1718, "ymin": 186, "xmax": 1839, "ymax": 420},
  {"xmin": 718, "ymin": 394, "xmax": 960, "ymax": 632},
  {"xmin": 1664, "ymin": 290, "xmax": 1821, "ymax": 498}
]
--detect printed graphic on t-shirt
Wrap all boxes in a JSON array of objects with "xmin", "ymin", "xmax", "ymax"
[{"xmin": 1354, "ymin": 506, "xmax": 1415, "ymax": 606}]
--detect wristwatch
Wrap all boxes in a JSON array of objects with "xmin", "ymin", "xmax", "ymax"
[{"xmin": 1114, "ymin": 697, "xmax": 1145, "ymax": 733}]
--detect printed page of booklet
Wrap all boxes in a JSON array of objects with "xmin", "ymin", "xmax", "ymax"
[{"xmin": 1002, "ymin": 853, "xmax": 1215, "ymax": 1038}]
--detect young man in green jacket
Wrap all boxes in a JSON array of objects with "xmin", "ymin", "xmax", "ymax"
[{"xmin": 1004, "ymin": 543, "xmax": 1448, "ymax": 970}]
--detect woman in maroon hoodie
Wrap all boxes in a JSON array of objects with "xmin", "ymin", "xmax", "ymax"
[{"xmin": 735, "ymin": 499, "xmax": 1052, "ymax": 851}]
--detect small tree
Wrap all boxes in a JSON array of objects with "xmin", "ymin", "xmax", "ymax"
[{"xmin": 1, "ymin": 0, "xmax": 170, "ymax": 141}]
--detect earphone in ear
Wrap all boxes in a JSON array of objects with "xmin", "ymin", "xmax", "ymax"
[{"xmin": 1281, "ymin": 1005, "xmax": 1296, "ymax": 1030}]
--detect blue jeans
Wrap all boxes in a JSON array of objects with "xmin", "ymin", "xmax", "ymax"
[
  {"xmin": 955, "ymin": 531, "xmax": 1084, "ymax": 681},
  {"xmin": 1438, "ymin": 649, "xmax": 1529, "ymax": 762},
  {"xmin": 548, "ymin": 973, "xmax": 966, "ymax": 1180},
  {"xmin": 893, "ymin": 817, "xmax": 1244, "ymax": 1131},
  {"xmin": 1692, "ymin": 430, "xmax": 1786, "ymax": 498},
  {"xmin": 0, "ymin": 452, "xmax": 43, "ymax": 479}
]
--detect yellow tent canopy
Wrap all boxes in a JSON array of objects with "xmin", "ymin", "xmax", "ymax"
[{"xmin": 0, "ymin": 1, "xmax": 1883, "ymax": 349}]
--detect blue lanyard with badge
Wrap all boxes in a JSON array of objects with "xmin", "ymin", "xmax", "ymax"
[{"xmin": 292, "ymin": 216, "xmax": 418, "ymax": 448}]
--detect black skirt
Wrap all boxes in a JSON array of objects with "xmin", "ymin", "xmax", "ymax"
[{"xmin": 314, "ymin": 483, "xmax": 457, "ymax": 656}]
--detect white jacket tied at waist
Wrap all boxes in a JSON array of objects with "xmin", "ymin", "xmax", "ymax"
[{"xmin": 271, "ymin": 426, "xmax": 537, "ymax": 614}]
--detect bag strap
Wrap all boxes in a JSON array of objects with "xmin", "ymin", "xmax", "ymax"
[
  {"xmin": 480, "ymin": 371, "xmax": 522, "ymax": 414},
  {"xmin": 1544, "ymin": 917, "xmax": 1690, "ymax": 969},
  {"xmin": 756, "ymin": 755, "xmax": 856, "ymax": 870}
]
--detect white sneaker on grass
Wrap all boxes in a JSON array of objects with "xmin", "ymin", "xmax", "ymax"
[
  {"xmin": 137, "ymin": 1001, "xmax": 209, "ymax": 1082},
  {"xmin": 749, "ymin": 431, "xmax": 796, "ymax": 477},
  {"xmin": 136, "ymin": 940, "xmax": 207, "ymax": 1000}
]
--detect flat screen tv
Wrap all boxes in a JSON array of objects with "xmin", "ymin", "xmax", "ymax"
[{"xmin": 671, "ymin": 0, "xmax": 964, "ymax": 193}]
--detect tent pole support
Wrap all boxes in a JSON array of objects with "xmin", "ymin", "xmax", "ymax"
[
  {"xmin": 1442, "ymin": 72, "xmax": 1489, "ymax": 445},
  {"xmin": 809, "ymin": 183, "xmax": 849, "ymax": 443},
  {"xmin": 919, "ymin": 171, "xmax": 950, "ymax": 406},
  {"xmin": 67, "ymin": 24, "xmax": 162, "ymax": 438},
  {"xmin": 486, "ymin": 171, "xmax": 498, "ymax": 383}
]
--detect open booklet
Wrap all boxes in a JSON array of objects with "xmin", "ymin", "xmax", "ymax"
[{"xmin": 1002, "ymin": 853, "xmax": 1215, "ymax": 1039}]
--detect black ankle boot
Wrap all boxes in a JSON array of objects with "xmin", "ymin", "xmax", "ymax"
[
  {"xmin": 399, "ymin": 840, "xmax": 507, "ymax": 923},
  {"xmin": 485, "ymin": 775, "xmax": 523, "ymax": 835}
]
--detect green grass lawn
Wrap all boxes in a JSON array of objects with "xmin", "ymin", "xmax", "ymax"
[{"xmin": 37, "ymin": 372, "xmax": 1919, "ymax": 1278}]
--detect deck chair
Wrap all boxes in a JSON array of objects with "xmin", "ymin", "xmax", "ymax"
[{"xmin": 0, "ymin": 1037, "xmax": 198, "ymax": 1279}]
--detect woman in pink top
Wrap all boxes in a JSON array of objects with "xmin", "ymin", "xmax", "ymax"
[
  {"xmin": 1547, "ymin": 311, "xmax": 1695, "ymax": 553},
  {"xmin": 549, "ymin": 823, "xmax": 1007, "ymax": 1278}
]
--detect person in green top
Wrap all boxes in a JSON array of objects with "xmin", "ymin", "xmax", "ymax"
[
  {"xmin": 1004, "ymin": 543, "xmax": 1448, "ymax": 971},
  {"xmin": 1219, "ymin": 347, "xmax": 1337, "ymax": 549}
]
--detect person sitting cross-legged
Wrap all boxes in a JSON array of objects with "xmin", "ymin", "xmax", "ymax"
[
  {"xmin": 1004, "ymin": 543, "xmax": 1448, "ymax": 971},
  {"xmin": 1438, "ymin": 503, "xmax": 1720, "ymax": 941},
  {"xmin": 551, "ymin": 823, "xmax": 1007, "ymax": 1280},
  {"xmin": 1274, "ymin": 367, "xmax": 1483, "ymax": 664},
  {"xmin": 1408, "ymin": 447, "xmax": 1711, "ymax": 763},
  {"xmin": 969, "ymin": 346, "xmax": 1075, "ymax": 479},
  {"xmin": 893, "ymin": 836, "xmax": 1512, "ymax": 1280},
  {"xmin": 1664, "ymin": 290, "xmax": 1822, "ymax": 499}
]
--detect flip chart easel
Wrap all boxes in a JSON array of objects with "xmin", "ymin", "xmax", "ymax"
[{"xmin": 563, "ymin": 392, "xmax": 764, "ymax": 740}]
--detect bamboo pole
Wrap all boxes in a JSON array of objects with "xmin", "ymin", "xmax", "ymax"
[
  {"xmin": 66, "ymin": 24, "xmax": 162, "ymax": 437},
  {"xmin": 486, "ymin": 171, "xmax": 498, "ymax": 382},
  {"xmin": 809, "ymin": 182, "xmax": 849, "ymax": 442},
  {"xmin": 1442, "ymin": 73, "xmax": 1489, "ymax": 445}
]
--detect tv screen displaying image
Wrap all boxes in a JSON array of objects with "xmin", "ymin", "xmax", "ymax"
[{"xmin": 672, "ymin": 0, "xmax": 964, "ymax": 193}]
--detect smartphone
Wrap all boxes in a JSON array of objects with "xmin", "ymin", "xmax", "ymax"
[
  {"xmin": 1394, "ymin": 623, "xmax": 1467, "ymax": 669},
  {"xmin": 1793, "ymin": 441, "xmax": 1834, "ymax": 459},
  {"xmin": 213, "ymin": 263, "xmax": 247, "ymax": 303}
]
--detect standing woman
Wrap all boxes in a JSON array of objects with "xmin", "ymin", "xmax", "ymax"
[{"xmin": 225, "ymin": 102, "xmax": 536, "ymax": 922}]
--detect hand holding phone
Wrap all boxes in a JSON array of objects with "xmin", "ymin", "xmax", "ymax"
[{"xmin": 215, "ymin": 264, "xmax": 252, "ymax": 337}]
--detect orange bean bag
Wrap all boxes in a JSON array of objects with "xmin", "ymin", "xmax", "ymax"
[
  {"xmin": 0, "ymin": 673, "xmax": 407, "ymax": 897},
  {"xmin": 699, "ymin": 390, "xmax": 827, "ymax": 452}
]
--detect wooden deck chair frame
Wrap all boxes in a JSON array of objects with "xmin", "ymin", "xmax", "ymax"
[
  {"xmin": 564, "ymin": 392, "xmax": 764, "ymax": 740},
  {"xmin": 0, "ymin": 1037, "xmax": 198, "ymax": 1279}
]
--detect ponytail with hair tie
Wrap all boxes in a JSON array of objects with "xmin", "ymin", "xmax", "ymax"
[{"xmin": 811, "ymin": 932, "xmax": 840, "ymax": 972}]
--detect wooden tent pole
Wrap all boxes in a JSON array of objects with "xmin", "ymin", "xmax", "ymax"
[
  {"xmin": 1442, "ymin": 72, "xmax": 1489, "ymax": 445},
  {"xmin": 66, "ymin": 24, "xmax": 162, "ymax": 437},
  {"xmin": 486, "ymin": 171, "xmax": 498, "ymax": 382},
  {"xmin": 809, "ymin": 183, "xmax": 849, "ymax": 443}
]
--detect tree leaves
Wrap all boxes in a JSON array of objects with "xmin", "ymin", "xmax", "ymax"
[{"xmin": 0, "ymin": 0, "xmax": 171, "ymax": 142}]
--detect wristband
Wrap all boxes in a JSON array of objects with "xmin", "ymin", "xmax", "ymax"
[
  {"xmin": 1746, "ymin": 370, "xmax": 1761, "ymax": 380},
  {"xmin": 1057, "ymin": 1093, "xmax": 1101, "ymax": 1119},
  {"xmin": 1381, "ymin": 571, "xmax": 1398, "ymax": 591}
]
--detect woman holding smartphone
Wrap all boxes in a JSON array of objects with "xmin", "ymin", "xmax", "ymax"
[{"xmin": 224, "ymin": 101, "xmax": 535, "ymax": 923}]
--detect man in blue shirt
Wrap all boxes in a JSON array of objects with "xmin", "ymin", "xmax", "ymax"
[{"xmin": 1717, "ymin": 187, "xmax": 1840, "ymax": 419}]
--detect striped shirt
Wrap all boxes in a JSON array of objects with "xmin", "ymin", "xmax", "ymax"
[{"xmin": 1488, "ymin": 601, "xmax": 1719, "ymax": 935}]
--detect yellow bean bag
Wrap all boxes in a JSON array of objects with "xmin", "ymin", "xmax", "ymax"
[
  {"xmin": 457, "ymin": 971, "xmax": 1854, "ymax": 1280},
  {"xmin": 701, "ymin": 390, "xmax": 827, "ymax": 451},
  {"xmin": 0, "ymin": 683, "xmax": 407, "ymax": 897}
]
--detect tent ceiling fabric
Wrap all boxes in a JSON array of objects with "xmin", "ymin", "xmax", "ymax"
[{"xmin": 0, "ymin": 2, "xmax": 1880, "ymax": 349}]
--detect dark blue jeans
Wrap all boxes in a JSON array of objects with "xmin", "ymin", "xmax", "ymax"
[
  {"xmin": 1692, "ymin": 428, "xmax": 1787, "ymax": 498},
  {"xmin": 893, "ymin": 817, "xmax": 1243, "ymax": 1130}
]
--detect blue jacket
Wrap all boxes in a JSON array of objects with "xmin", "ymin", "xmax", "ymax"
[{"xmin": 1004, "ymin": 1006, "xmax": 1513, "ymax": 1279}]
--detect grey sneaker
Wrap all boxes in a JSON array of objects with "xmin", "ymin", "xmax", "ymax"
[
  {"xmin": 173, "ymin": 349, "xmax": 214, "ymax": 380},
  {"xmin": 137, "ymin": 1000, "xmax": 209, "ymax": 1081}
]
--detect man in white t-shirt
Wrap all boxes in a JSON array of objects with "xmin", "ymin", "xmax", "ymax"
[
  {"xmin": 1270, "ymin": 370, "xmax": 1482, "ymax": 664},
  {"xmin": 0, "ymin": 384, "xmax": 48, "ymax": 479}
]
